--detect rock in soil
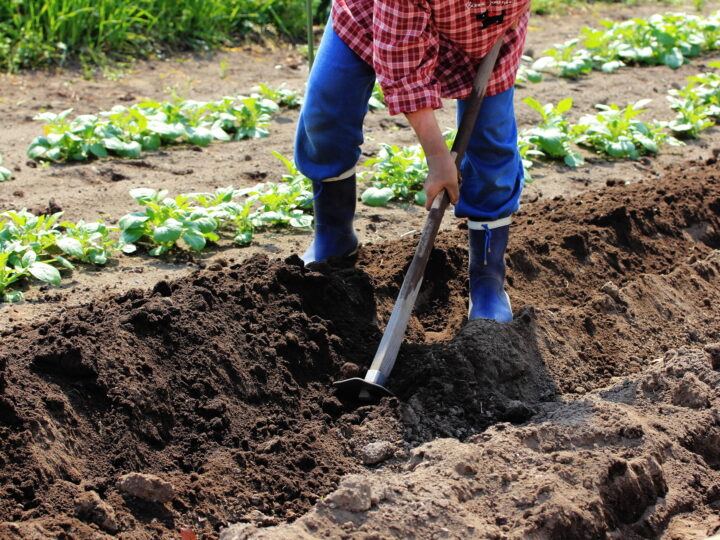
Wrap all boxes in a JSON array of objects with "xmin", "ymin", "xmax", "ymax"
[
  {"xmin": 117, "ymin": 473, "xmax": 175, "ymax": 504},
  {"xmin": 359, "ymin": 440, "xmax": 397, "ymax": 465}
]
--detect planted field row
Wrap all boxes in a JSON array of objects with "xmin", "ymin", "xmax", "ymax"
[
  {"xmin": 518, "ymin": 10, "xmax": 720, "ymax": 83},
  {"xmin": 519, "ymin": 98, "xmax": 683, "ymax": 179},
  {"xmin": 0, "ymin": 158, "xmax": 313, "ymax": 302},
  {"xmin": 520, "ymin": 68, "xmax": 720, "ymax": 177},
  {"xmin": 27, "ymin": 84, "xmax": 300, "ymax": 162}
]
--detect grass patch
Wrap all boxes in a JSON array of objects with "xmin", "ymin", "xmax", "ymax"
[{"xmin": 0, "ymin": 0, "xmax": 331, "ymax": 72}]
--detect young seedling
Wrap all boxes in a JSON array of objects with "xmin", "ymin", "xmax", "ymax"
[
  {"xmin": 56, "ymin": 220, "xmax": 120, "ymax": 265},
  {"xmin": 28, "ymin": 95, "xmax": 283, "ymax": 163},
  {"xmin": 574, "ymin": 99, "xmax": 682, "ymax": 159},
  {"xmin": 369, "ymin": 82, "xmax": 386, "ymax": 111},
  {"xmin": 668, "ymin": 67, "xmax": 720, "ymax": 138},
  {"xmin": 521, "ymin": 97, "xmax": 584, "ymax": 167},
  {"xmin": 515, "ymin": 56, "xmax": 543, "ymax": 87},
  {"xmin": 0, "ymin": 247, "xmax": 61, "ymax": 302},
  {"xmin": 119, "ymin": 189, "xmax": 220, "ymax": 256},
  {"xmin": 532, "ymin": 39, "xmax": 594, "ymax": 78},
  {"xmin": 251, "ymin": 83, "xmax": 302, "ymax": 108}
]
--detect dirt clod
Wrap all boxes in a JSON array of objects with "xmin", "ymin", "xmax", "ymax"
[
  {"xmin": 75, "ymin": 490, "xmax": 119, "ymax": 533},
  {"xmin": 322, "ymin": 476, "xmax": 373, "ymax": 512},
  {"xmin": 671, "ymin": 372, "xmax": 712, "ymax": 409},
  {"xmin": 117, "ymin": 473, "xmax": 175, "ymax": 504}
]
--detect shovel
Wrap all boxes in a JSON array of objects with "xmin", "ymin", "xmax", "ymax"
[{"xmin": 333, "ymin": 37, "xmax": 505, "ymax": 402}]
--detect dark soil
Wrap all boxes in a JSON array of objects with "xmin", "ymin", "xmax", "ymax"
[{"xmin": 0, "ymin": 159, "xmax": 719, "ymax": 538}]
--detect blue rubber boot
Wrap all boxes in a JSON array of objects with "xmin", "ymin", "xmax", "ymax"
[
  {"xmin": 468, "ymin": 223, "xmax": 513, "ymax": 322},
  {"xmin": 301, "ymin": 175, "xmax": 359, "ymax": 265}
]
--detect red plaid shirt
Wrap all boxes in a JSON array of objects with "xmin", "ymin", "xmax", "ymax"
[{"xmin": 332, "ymin": 0, "xmax": 530, "ymax": 115}]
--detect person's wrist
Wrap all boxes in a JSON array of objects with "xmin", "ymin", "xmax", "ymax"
[{"xmin": 425, "ymin": 148, "xmax": 453, "ymax": 164}]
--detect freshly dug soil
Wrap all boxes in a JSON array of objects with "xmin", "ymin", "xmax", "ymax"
[
  {"xmin": 222, "ymin": 346, "xmax": 720, "ymax": 540},
  {"xmin": 0, "ymin": 159, "xmax": 719, "ymax": 538}
]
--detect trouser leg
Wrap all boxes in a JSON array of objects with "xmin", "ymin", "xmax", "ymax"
[
  {"xmin": 454, "ymin": 87, "xmax": 523, "ymax": 224},
  {"xmin": 294, "ymin": 18, "xmax": 376, "ymax": 183},
  {"xmin": 294, "ymin": 18, "xmax": 375, "ymax": 263}
]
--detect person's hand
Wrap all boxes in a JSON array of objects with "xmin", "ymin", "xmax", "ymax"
[{"xmin": 424, "ymin": 150, "xmax": 459, "ymax": 210}]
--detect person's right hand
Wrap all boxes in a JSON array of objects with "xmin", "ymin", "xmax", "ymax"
[{"xmin": 424, "ymin": 150, "xmax": 459, "ymax": 210}]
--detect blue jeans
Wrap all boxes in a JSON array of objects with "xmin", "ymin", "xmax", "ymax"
[{"xmin": 295, "ymin": 19, "xmax": 523, "ymax": 222}]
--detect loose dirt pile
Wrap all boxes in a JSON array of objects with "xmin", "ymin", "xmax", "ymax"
[
  {"xmin": 222, "ymin": 346, "xmax": 720, "ymax": 540},
  {"xmin": 0, "ymin": 159, "xmax": 718, "ymax": 538}
]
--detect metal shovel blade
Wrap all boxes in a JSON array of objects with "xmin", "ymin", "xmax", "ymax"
[{"xmin": 332, "ymin": 377, "xmax": 395, "ymax": 402}]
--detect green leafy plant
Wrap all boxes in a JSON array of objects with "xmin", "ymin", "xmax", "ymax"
[
  {"xmin": 667, "ymin": 67, "xmax": 720, "ymax": 137},
  {"xmin": 369, "ymin": 82, "xmax": 386, "ymax": 111},
  {"xmin": 518, "ymin": 134, "xmax": 543, "ymax": 182},
  {"xmin": 529, "ymin": 12, "xmax": 720, "ymax": 80},
  {"xmin": 0, "ymin": 155, "xmax": 12, "ymax": 181},
  {"xmin": 0, "ymin": 247, "xmax": 61, "ymax": 302},
  {"xmin": 360, "ymin": 143, "xmax": 427, "ymax": 206},
  {"xmin": 56, "ymin": 220, "xmax": 119, "ymax": 265},
  {"xmin": 0, "ymin": 209, "xmax": 70, "ymax": 301},
  {"xmin": 251, "ymin": 83, "xmax": 302, "ymax": 108},
  {"xmin": 0, "ymin": 210, "xmax": 64, "ymax": 257},
  {"xmin": 242, "ymin": 152, "xmax": 313, "ymax": 233},
  {"xmin": 119, "ymin": 189, "xmax": 221, "ymax": 256},
  {"xmin": 119, "ymin": 153, "xmax": 313, "ymax": 253},
  {"xmin": 573, "ymin": 99, "xmax": 682, "ymax": 159},
  {"xmin": 515, "ymin": 56, "xmax": 543, "ymax": 86},
  {"xmin": 532, "ymin": 39, "xmax": 594, "ymax": 78},
  {"xmin": 521, "ymin": 97, "xmax": 584, "ymax": 167}
]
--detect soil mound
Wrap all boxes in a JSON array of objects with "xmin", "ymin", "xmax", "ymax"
[
  {"xmin": 0, "ymin": 160, "xmax": 718, "ymax": 538},
  {"xmin": 222, "ymin": 346, "xmax": 720, "ymax": 540}
]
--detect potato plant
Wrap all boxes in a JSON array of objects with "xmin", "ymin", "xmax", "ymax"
[
  {"xmin": 251, "ymin": 83, "xmax": 302, "ymax": 108},
  {"xmin": 532, "ymin": 39, "xmax": 594, "ymax": 78},
  {"xmin": 56, "ymin": 221, "xmax": 120, "ymax": 265},
  {"xmin": 359, "ymin": 143, "xmax": 428, "ymax": 207},
  {"xmin": 0, "ymin": 248, "xmax": 61, "ymax": 303},
  {"xmin": 27, "ymin": 88, "xmax": 297, "ymax": 163},
  {"xmin": 668, "ymin": 67, "xmax": 720, "ymax": 138},
  {"xmin": 0, "ymin": 209, "xmax": 121, "ymax": 301},
  {"xmin": 369, "ymin": 82, "xmax": 386, "ymax": 112},
  {"xmin": 515, "ymin": 56, "xmax": 543, "ymax": 87},
  {"xmin": 533, "ymin": 12, "xmax": 720, "ymax": 79},
  {"xmin": 520, "ymin": 97, "xmax": 584, "ymax": 167},
  {"xmin": 119, "ymin": 189, "xmax": 221, "ymax": 256},
  {"xmin": 119, "ymin": 156, "xmax": 313, "ymax": 253},
  {"xmin": 573, "ymin": 100, "xmax": 682, "ymax": 159}
]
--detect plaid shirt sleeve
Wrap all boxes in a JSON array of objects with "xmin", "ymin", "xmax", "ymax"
[{"xmin": 372, "ymin": 0, "xmax": 443, "ymax": 116}]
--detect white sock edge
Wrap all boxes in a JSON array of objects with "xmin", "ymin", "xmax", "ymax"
[{"xmin": 467, "ymin": 216, "xmax": 512, "ymax": 230}]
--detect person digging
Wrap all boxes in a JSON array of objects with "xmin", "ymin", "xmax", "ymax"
[{"xmin": 295, "ymin": 0, "xmax": 530, "ymax": 323}]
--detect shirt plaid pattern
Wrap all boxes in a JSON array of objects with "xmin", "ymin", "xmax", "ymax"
[{"xmin": 332, "ymin": 0, "xmax": 530, "ymax": 115}]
